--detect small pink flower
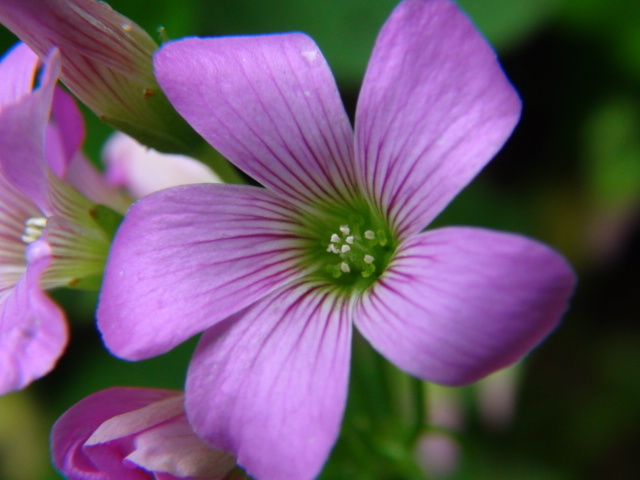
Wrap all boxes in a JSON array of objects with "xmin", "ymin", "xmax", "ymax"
[{"xmin": 52, "ymin": 387, "xmax": 248, "ymax": 480}]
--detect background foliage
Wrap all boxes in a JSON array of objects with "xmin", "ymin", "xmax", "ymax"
[{"xmin": 1, "ymin": 0, "xmax": 639, "ymax": 479}]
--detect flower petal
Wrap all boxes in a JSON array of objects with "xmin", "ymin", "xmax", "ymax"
[
  {"xmin": 0, "ymin": 173, "xmax": 40, "ymax": 289},
  {"xmin": 0, "ymin": 47, "xmax": 59, "ymax": 212},
  {"xmin": 125, "ymin": 414, "xmax": 238, "ymax": 478},
  {"xmin": 186, "ymin": 281, "xmax": 353, "ymax": 480},
  {"xmin": 97, "ymin": 184, "xmax": 309, "ymax": 361},
  {"xmin": 155, "ymin": 34, "xmax": 357, "ymax": 205},
  {"xmin": 355, "ymin": 0, "xmax": 521, "ymax": 237},
  {"xmin": 51, "ymin": 387, "xmax": 179, "ymax": 480},
  {"xmin": 63, "ymin": 151, "xmax": 131, "ymax": 214},
  {"xmin": 102, "ymin": 132, "xmax": 221, "ymax": 198},
  {"xmin": 0, "ymin": 42, "xmax": 38, "ymax": 107},
  {"xmin": 45, "ymin": 86, "xmax": 85, "ymax": 178},
  {"xmin": 85, "ymin": 395, "xmax": 184, "ymax": 445},
  {"xmin": 354, "ymin": 227, "xmax": 575, "ymax": 386},
  {"xmin": 0, "ymin": 241, "xmax": 67, "ymax": 394}
]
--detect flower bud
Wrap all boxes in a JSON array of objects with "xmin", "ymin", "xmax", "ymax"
[
  {"xmin": 102, "ymin": 132, "xmax": 221, "ymax": 199},
  {"xmin": 52, "ymin": 387, "xmax": 249, "ymax": 480},
  {"xmin": 0, "ymin": 0, "xmax": 203, "ymax": 153}
]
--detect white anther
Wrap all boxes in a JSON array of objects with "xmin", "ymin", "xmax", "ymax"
[
  {"xmin": 340, "ymin": 262, "xmax": 350, "ymax": 273},
  {"xmin": 364, "ymin": 255, "xmax": 375, "ymax": 264},
  {"xmin": 330, "ymin": 234, "xmax": 341, "ymax": 243},
  {"xmin": 341, "ymin": 245, "xmax": 351, "ymax": 253},
  {"xmin": 25, "ymin": 217, "xmax": 47, "ymax": 228},
  {"xmin": 364, "ymin": 230, "xmax": 375, "ymax": 240},
  {"xmin": 21, "ymin": 216, "xmax": 47, "ymax": 244},
  {"xmin": 24, "ymin": 226, "xmax": 43, "ymax": 238},
  {"xmin": 328, "ymin": 244, "xmax": 340, "ymax": 254},
  {"xmin": 346, "ymin": 236, "xmax": 354, "ymax": 244},
  {"xmin": 339, "ymin": 225, "xmax": 350, "ymax": 235}
]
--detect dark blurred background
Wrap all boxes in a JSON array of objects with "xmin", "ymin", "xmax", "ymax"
[{"xmin": 0, "ymin": 1, "xmax": 638, "ymax": 479}]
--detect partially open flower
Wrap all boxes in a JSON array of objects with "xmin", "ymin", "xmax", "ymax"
[
  {"xmin": 0, "ymin": 0, "xmax": 202, "ymax": 153},
  {"xmin": 0, "ymin": 43, "xmax": 124, "ymax": 394},
  {"xmin": 52, "ymin": 387, "xmax": 248, "ymax": 480}
]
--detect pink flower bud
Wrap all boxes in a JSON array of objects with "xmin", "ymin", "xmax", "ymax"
[
  {"xmin": 52, "ymin": 387, "xmax": 248, "ymax": 480},
  {"xmin": 0, "ymin": 0, "xmax": 201, "ymax": 153}
]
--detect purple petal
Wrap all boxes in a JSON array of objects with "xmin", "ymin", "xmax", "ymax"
[
  {"xmin": 125, "ymin": 414, "xmax": 238, "ymax": 478},
  {"xmin": 0, "ymin": 47, "xmax": 59, "ymax": 212},
  {"xmin": 85, "ymin": 395, "xmax": 184, "ymax": 445},
  {"xmin": 186, "ymin": 281, "xmax": 353, "ymax": 480},
  {"xmin": 0, "ymin": 241, "xmax": 67, "ymax": 394},
  {"xmin": 97, "ymin": 184, "xmax": 308, "ymax": 361},
  {"xmin": 63, "ymin": 152, "xmax": 131, "ymax": 214},
  {"xmin": 0, "ymin": 173, "xmax": 40, "ymax": 284},
  {"xmin": 45, "ymin": 86, "xmax": 85, "ymax": 178},
  {"xmin": 354, "ymin": 227, "xmax": 575, "ymax": 386},
  {"xmin": 355, "ymin": 0, "xmax": 521, "ymax": 238},
  {"xmin": 155, "ymin": 34, "xmax": 357, "ymax": 205},
  {"xmin": 52, "ymin": 387, "xmax": 179, "ymax": 480},
  {"xmin": 0, "ymin": 42, "xmax": 38, "ymax": 106}
]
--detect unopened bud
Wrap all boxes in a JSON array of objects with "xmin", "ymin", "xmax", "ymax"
[{"xmin": 0, "ymin": 0, "xmax": 203, "ymax": 154}]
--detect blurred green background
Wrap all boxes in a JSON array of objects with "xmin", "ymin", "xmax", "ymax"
[{"xmin": 1, "ymin": 0, "xmax": 639, "ymax": 479}]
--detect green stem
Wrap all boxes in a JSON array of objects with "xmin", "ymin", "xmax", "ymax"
[{"xmin": 411, "ymin": 377, "xmax": 427, "ymax": 444}]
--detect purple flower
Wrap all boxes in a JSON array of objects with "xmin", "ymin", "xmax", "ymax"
[
  {"xmin": 0, "ymin": 43, "xmax": 121, "ymax": 394},
  {"xmin": 52, "ymin": 387, "xmax": 248, "ymax": 480},
  {"xmin": 98, "ymin": 0, "xmax": 575, "ymax": 478}
]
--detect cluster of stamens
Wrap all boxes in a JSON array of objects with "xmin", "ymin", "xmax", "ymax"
[
  {"xmin": 21, "ymin": 217, "xmax": 47, "ymax": 244},
  {"xmin": 324, "ymin": 224, "xmax": 387, "ymax": 279}
]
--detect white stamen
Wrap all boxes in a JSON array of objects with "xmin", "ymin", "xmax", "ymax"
[
  {"xmin": 341, "ymin": 245, "xmax": 351, "ymax": 253},
  {"xmin": 26, "ymin": 217, "xmax": 47, "ymax": 228},
  {"xmin": 24, "ymin": 226, "xmax": 43, "ymax": 238},
  {"xmin": 346, "ymin": 236, "xmax": 354, "ymax": 244},
  {"xmin": 339, "ymin": 225, "xmax": 350, "ymax": 235},
  {"xmin": 21, "ymin": 216, "xmax": 47, "ymax": 244},
  {"xmin": 330, "ymin": 234, "xmax": 341, "ymax": 243},
  {"xmin": 364, "ymin": 230, "xmax": 375, "ymax": 240},
  {"xmin": 364, "ymin": 255, "xmax": 375, "ymax": 264},
  {"xmin": 328, "ymin": 244, "xmax": 340, "ymax": 254},
  {"xmin": 340, "ymin": 262, "xmax": 350, "ymax": 273}
]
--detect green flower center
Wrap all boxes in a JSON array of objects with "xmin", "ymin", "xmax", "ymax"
[{"xmin": 296, "ymin": 198, "xmax": 397, "ymax": 293}]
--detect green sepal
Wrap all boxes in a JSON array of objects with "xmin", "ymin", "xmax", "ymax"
[
  {"xmin": 64, "ymin": 273, "xmax": 104, "ymax": 292},
  {"xmin": 89, "ymin": 204, "xmax": 124, "ymax": 241}
]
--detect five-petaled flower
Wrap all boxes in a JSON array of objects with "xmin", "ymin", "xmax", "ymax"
[{"xmin": 98, "ymin": 1, "xmax": 575, "ymax": 479}]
